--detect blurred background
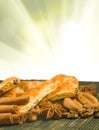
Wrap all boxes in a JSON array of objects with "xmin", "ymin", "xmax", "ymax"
[{"xmin": 0, "ymin": 0, "xmax": 99, "ymax": 81}]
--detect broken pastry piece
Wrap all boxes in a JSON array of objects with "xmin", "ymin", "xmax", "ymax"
[
  {"xmin": 19, "ymin": 74, "xmax": 79, "ymax": 113},
  {"xmin": 42, "ymin": 74, "xmax": 79, "ymax": 101},
  {"xmin": 17, "ymin": 80, "xmax": 41, "ymax": 92},
  {"xmin": 0, "ymin": 77, "xmax": 20, "ymax": 96},
  {"xmin": 1, "ymin": 80, "xmax": 42, "ymax": 98},
  {"xmin": 19, "ymin": 80, "xmax": 58, "ymax": 113}
]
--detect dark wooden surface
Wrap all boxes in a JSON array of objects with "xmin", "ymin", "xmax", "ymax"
[{"xmin": 0, "ymin": 81, "xmax": 99, "ymax": 130}]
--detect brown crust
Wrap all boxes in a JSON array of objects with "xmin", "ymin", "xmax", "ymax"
[
  {"xmin": 0, "ymin": 77, "xmax": 20, "ymax": 96},
  {"xmin": 42, "ymin": 75, "xmax": 79, "ymax": 101}
]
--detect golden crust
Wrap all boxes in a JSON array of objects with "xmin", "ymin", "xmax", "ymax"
[
  {"xmin": 0, "ymin": 77, "xmax": 20, "ymax": 96},
  {"xmin": 0, "ymin": 74, "xmax": 79, "ymax": 113},
  {"xmin": 19, "ymin": 80, "xmax": 57, "ymax": 113},
  {"xmin": 43, "ymin": 75, "xmax": 79, "ymax": 101}
]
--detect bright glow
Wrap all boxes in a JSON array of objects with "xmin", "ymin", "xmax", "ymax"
[
  {"xmin": 60, "ymin": 22, "xmax": 82, "ymax": 45},
  {"xmin": 0, "ymin": 0, "xmax": 99, "ymax": 81}
]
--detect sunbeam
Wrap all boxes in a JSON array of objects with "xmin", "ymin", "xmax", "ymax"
[{"xmin": 0, "ymin": 0, "xmax": 99, "ymax": 81}]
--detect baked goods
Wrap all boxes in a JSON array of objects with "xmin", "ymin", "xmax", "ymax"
[
  {"xmin": 42, "ymin": 74, "xmax": 79, "ymax": 101},
  {"xmin": 0, "ymin": 74, "xmax": 98, "ymax": 125},
  {"xmin": 0, "ymin": 77, "xmax": 20, "ymax": 96},
  {"xmin": 19, "ymin": 80, "xmax": 58, "ymax": 113}
]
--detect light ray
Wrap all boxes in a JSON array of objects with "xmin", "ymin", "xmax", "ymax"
[
  {"xmin": 13, "ymin": 0, "xmax": 52, "ymax": 58},
  {"xmin": 0, "ymin": 0, "xmax": 99, "ymax": 81}
]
